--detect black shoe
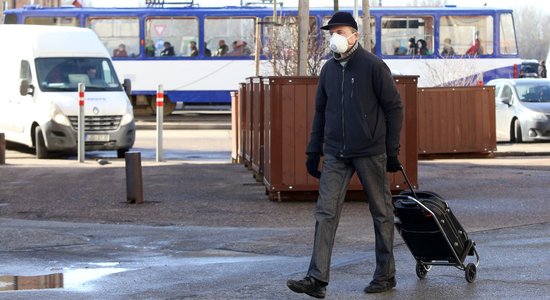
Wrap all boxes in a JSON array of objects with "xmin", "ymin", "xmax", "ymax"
[
  {"xmin": 287, "ymin": 276, "xmax": 326, "ymax": 299},
  {"xmin": 364, "ymin": 277, "xmax": 396, "ymax": 293}
]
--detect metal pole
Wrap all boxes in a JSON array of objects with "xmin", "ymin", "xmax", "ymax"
[
  {"xmin": 156, "ymin": 84, "xmax": 164, "ymax": 162},
  {"xmin": 0, "ymin": 133, "xmax": 5, "ymax": 165},
  {"xmin": 255, "ymin": 17, "xmax": 261, "ymax": 76},
  {"xmin": 297, "ymin": 0, "xmax": 309, "ymax": 76},
  {"xmin": 78, "ymin": 83, "xmax": 85, "ymax": 163},
  {"xmin": 353, "ymin": 0, "xmax": 358, "ymax": 20},
  {"xmin": 363, "ymin": 0, "xmax": 372, "ymax": 52},
  {"xmin": 125, "ymin": 151, "xmax": 143, "ymax": 204}
]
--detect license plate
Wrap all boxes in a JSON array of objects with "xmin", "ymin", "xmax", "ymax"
[{"xmin": 85, "ymin": 134, "xmax": 110, "ymax": 142}]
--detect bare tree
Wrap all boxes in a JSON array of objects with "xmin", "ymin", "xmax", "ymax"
[
  {"xmin": 514, "ymin": 5, "xmax": 550, "ymax": 60},
  {"xmin": 423, "ymin": 57, "xmax": 480, "ymax": 87},
  {"xmin": 262, "ymin": 17, "xmax": 328, "ymax": 76}
]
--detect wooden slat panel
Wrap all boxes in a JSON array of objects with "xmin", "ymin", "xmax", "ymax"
[
  {"xmin": 281, "ymin": 83, "xmax": 296, "ymax": 185},
  {"xmin": 261, "ymin": 76, "xmax": 419, "ymax": 200},
  {"xmin": 417, "ymin": 86, "xmax": 496, "ymax": 155}
]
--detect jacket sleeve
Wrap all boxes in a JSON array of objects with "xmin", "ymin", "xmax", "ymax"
[
  {"xmin": 373, "ymin": 61, "xmax": 403, "ymax": 157},
  {"xmin": 306, "ymin": 66, "xmax": 328, "ymax": 154}
]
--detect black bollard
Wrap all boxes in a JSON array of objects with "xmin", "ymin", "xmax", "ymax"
[
  {"xmin": 0, "ymin": 133, "xmax": 5, "ymax": 165},
  {"xmin": 125, "ymin": 151, "xmax": 143, "ymax": 204}
]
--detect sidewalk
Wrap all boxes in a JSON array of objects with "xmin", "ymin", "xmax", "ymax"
[{"xmin": 1, "ymin": 154, "xmax": 550, "ymax": 298}]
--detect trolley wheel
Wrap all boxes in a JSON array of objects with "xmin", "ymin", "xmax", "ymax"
[
  {"xmin": 415, "ymin": 262, "xmax": 430, "ymax": 279},
  {"xmin": 465, "ymin": 263, "xmax": 477, "ymax": 283}
]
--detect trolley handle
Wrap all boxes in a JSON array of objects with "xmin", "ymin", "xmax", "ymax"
[{"xmin": 399, "ymin": 165, "xmax": 419, "ymax": 200}]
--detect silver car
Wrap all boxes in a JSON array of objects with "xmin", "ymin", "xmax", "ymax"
[{"xmin": 487, "ymin": 78, "xmax": 550, "ymax": 142}]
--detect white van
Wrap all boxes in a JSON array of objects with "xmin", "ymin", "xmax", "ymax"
[{"xmin": 0, "ymin": 25, "xmax": 135, "ymax": 159}]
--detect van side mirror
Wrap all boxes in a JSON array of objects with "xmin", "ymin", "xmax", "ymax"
[
  {"xmin": 19, "ymin": 79, "xmax": 34, "ymax": 96},
  {"xmin": 498, "ymin": 97, "xmax": 511, "ymax": 106},
  {"xmin": 123, "ymin": 78, "xmax": 132, "ymax": 97}
]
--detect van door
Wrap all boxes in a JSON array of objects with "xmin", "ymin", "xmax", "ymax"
[
  {"xmin": 11, "ymin": 60, "xmax": 35, "ymax": 145},
  {"xmin": 0, "ymin": 60, "xmax": 29, "ymax": 142}
]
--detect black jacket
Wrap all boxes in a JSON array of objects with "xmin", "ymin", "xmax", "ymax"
[{"xmin": 307, "ymin": 44, "xmax": 403, "ymax": 158}]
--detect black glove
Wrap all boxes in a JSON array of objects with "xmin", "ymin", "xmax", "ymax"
[
  {"xmin": 386, "ymin": 156, "xmax": 401, "ymax": 173},
  {"xmin": 305, "ymin": 153, "xmax": 322, "ymax": 179}
]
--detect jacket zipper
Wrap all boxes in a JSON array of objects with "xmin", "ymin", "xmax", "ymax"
[{"xmin": 341, "ymin": 66, "xmax": 346, "ymax": 156}]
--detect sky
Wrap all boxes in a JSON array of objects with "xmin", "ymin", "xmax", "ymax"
[{"xmin": 81, "ymin": 0, "xmax": 550, "ymax": 14}]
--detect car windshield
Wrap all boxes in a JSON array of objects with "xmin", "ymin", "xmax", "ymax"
[
  {"xmin": 515, "ymin": 82, "xmax": 550, "ymax": 103},
  {"xmin": 36, "ymin": 57, "xmax": 122, "ymax": 92},
  {"xmin": 521, "ymin": 63, "xmax": 539, "ymax": 74}
]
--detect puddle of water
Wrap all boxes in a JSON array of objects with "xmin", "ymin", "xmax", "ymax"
[{"xmin": 0, "ymin": 263, "xmax": 127, "ymax": 292}]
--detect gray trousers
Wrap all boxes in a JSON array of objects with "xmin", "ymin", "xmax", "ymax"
[{"xmin": 307, "ymin": 153, "xmax": 395, "ymax": 283}]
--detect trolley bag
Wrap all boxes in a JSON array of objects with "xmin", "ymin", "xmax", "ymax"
[{"xmin": 392, "ymin": 166, "xmax": 479, "ymax": 283}]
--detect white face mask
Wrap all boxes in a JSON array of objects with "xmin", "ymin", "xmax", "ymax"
[{"xmin": 329, "ymin": 32, "xmax": 354, "ymax": 53}]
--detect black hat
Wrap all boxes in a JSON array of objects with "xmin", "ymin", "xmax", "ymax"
[{"xmin": 321, "ymin": 11, "xmax": 358, "ymax": 30}]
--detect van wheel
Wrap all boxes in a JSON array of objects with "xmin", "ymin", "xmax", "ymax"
[
  {"xmin": 513, "ymin": 120, "xmax": 523, "ymax": 143},
  {"xmin": 117, "ymin": 149, "xmax": 129, "ymax": 159},
  {"xmin": 35, "ymin": 126, "xmax": 50, "ymax": 159}
]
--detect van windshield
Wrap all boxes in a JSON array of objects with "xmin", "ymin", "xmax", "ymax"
[
  {"xmin": 36, "ymin": 58, "xmax": 122, "ymax": 92},
  {"xmin": 515, "ymin": 82, "xmax": 550, "ymax": 103}
]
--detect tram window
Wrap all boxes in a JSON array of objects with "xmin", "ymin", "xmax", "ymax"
[
  {"xmin": 146, "ymin": 17, "xmax": 198, "ymax": 57},
  {"xmin": 321, "ymin": 16, "xmax": 376, "ymax": 53},
  {"xmin": 24, "ymin": 16, "xmax": 78, "ymax": 26},
  {"xmin": 439, "ymin": 15, "xmax": 494, "ymax": 56},
  {"xmin": 381, "ymin": 16, "xmax": 434, "ymax": 56},
  {"xmin": 4, "ymin": 14, "xmax": 18, "ymax": 24},
  {"xmin": 88, "ymin": 17, "xmax": 139, "ymax": 58},
  {"xmin": 499, "ymin": 13, "xmax": 517, "ymax": 55},
  {"xmin": 205, "ymin": 17, "xmax": 255, "ymax": 57}
]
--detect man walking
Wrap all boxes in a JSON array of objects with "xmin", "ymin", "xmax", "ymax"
[{"xmin": 286, "ymin": 11, "xmax": 403, "ymax": 298}]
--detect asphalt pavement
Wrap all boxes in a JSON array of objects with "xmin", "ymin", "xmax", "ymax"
[{"xmin": 1, "ymin": 122, "xmax": 550, "ymax": 299}]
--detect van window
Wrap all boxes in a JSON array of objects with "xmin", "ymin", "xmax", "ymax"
[
  {"xmin": 36, "ymin": 57, "xmax": 122, "ymax": 92},
  {"xmin": 20, "ymin": 60, "xmax": 32, "ymax": 81}
]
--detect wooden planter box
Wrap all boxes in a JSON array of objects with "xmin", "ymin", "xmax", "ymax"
[
  {"xmin": 262, "ymin": 76, "xmax": 419, "ymax": 201},
  {"xmin": 237, "ymin": 82, "xmax": 248, "ymax": 165},
  {"xmin": 417, "ymin": 86, "xmax": 496, "ymax": 156},
  {"xmin": 250, "ymin": 77, "xmax": 265, "ymax": 181}
]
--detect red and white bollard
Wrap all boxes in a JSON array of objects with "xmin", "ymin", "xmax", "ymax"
[
  {"xmin": 78, "ymin": 83, "xmax": 85, "ymax": 163},
  {"xmin": 156, "ymin": 84, "xmax": 164, "ymax": 162}
]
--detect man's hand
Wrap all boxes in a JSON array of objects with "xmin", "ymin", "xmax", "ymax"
[
  {"xmin": 386, "ymin": 156, "xmax": 401, "ymax": 173},
  {"xmin": 305, "ymin": 153, "xmax": 322, "ymax": 179}
]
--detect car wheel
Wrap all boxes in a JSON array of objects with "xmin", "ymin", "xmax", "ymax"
[
  {"xmin": 35, "ymin": 126, "xmax": 50, "ymax": 159},
  {"xmin": 514, "ymin": 120, "xmax": 523, "ymax": 143}
]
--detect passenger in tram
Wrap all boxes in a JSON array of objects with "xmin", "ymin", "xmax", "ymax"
[
  {"xmin": 416, "ymin": 39, "xmax": 429, "ymax": 55},
  {"xmin": 189, "ymin": 41, "xmax": 199, "ymax": 57},
  {"xmin": 406, "ymin": 37, "xmax": 417, "ymax": 55},
  {"xmin": 145, "ymin": 40, "xmax": 156, "ymax": 57},
  {"xmin": 465, "ymin": 37, "xmax": 483, "ymax": 56},
  {"xmin": 204, "ymin": 42, "xmax": 212, "ymax": 57},
  {"xmin": 113, "ymin": 43, "xmax": 128, "ymax": 57},
  {"xmin": 440, "ymin": 38, "xmax": 456, "ymax": 57},
  {"xmin": 160, "ymin": 41, "xmax": 175, "ymax": 56},
  {"xmin": 227, "ymin": 40, "xmax": 251, "ymax": 56},
  {"xmin": 215, "ymin": 39, "xmax": 229, "ymax": 56},
  {"xmin": 393, "ymin": 40, "xmax": 407, "ymax": 55}
]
